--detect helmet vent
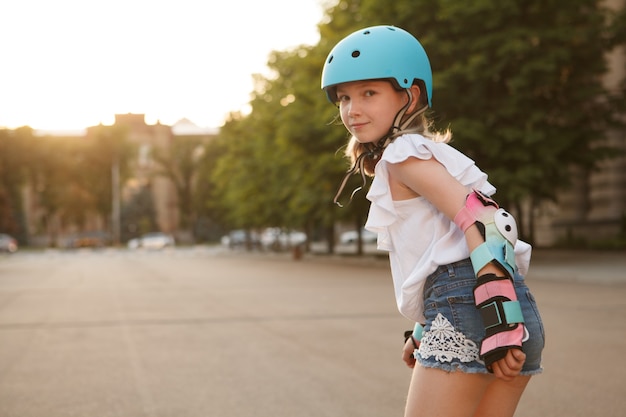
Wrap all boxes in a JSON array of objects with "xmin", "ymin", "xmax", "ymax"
[
  {"xmin": 327, "ymin": 56, "xmax": 334, "ymax": 64},
  {"xmin": 351, "ymin": 50, "xmax": 360, "ymax": 58}
]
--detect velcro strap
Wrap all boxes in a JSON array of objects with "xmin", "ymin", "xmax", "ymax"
[
  {"xmin": 413, "ymin": 322, "xmax": 424, "ymax": 341},
  {"xmin": 480, "ymin": 324, "xmax": 525, "ymax": 356},
  {"xmin": 453, "ymin": 190, "xmax": 498, "ymax": 232},
  {"xmin": 504, "ymin": 241, "xmax": 516, "ymax": 272},
  {"xmin": 453, "ymin": 206, "xmax": 475, "ymax": 232},
  {"xmin": 470, "ymin": 240, "xmax": 516, "ymax": 278},
  {"xmin": 479, "ymin": 300, "xmax": 524, "ymax": 329},
  {"xmin": 474, "ymin": 277, "xmax": 516, "ymax": 305},
  {"xmin": 469, "ymin": 242, "xmax": 495, "ymax": 275}
]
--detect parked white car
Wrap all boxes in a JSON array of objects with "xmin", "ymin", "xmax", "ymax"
[
  {"xmin": 0, "ymin": 233, "xmax": 18, "ymax": 253},
  {"xmin": 128, "ymin": 232, "xmax": 175, "ymax": 250},
  {"xmin": 261, "ymin": 228, "xmax": 307, "ymax": 251},
  {"xmin": 339, "ymin": 229, "xmax": 377, "ymax": 245},
  {"xmin": 220, "ymin": 230, "xmax": 261, "ymax": 249}
]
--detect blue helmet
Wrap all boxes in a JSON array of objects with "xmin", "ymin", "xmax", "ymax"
[{"xmin": 321, "ymin": 25, "xmax": 432, "ymax": 107}]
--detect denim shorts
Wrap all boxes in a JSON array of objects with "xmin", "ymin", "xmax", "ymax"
[{"xmin": 416, "ymin": 258, "xmax": 545, "ymax": 375}]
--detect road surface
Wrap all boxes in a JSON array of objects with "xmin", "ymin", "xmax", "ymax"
[{"xmin": 0, "ymin": 247, "xmax": 624, "ymax": 416}]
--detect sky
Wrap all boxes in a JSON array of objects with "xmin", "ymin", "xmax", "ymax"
[{"xmin": 0, "ymin": 0, "xmax": 327, "ymax": 131}]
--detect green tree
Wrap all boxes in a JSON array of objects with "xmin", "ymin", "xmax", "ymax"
[
  {"xmin": 27, "ymin": 135, "xmax": 85, "ymax": 245},
  {"xmin": 193, "ymin": 132, "xmax": 230, "ymax": 239},
  {"xmin": 0, "ymin": 127, "xmax": 32, "ymax": 241},
  {"xmin": 265, "ymin": 44, "xmax": 374, "ymax": 252},
  {"xmin": 120, "ymin": 185, "xmax": 158, "ymax": 241},
  {"xmin": 151, "ymin": 135, "xmax": 208, "ymax": 240},
  {"xmin": 206, "ymin": 41, "xmax": 368, "ymax": 252},
  {"xmin": 80, "ymin": 125, "xmax": 133, "ymax": 233}
]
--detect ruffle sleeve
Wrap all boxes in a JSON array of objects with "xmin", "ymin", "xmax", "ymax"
[{"xmin": 365, "ymin": 134, "xmax": 495, "ymax": 251}]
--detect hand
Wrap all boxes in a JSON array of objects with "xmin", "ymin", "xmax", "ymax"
[
  {"xmin": 402, "ymin": 337, "xmax": 418, "ymax": 368},
  {"xmin": 491, "ymin": 348, "xmax": 526, "ymax": 381}
]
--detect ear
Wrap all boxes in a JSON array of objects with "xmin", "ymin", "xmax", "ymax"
[{"xmin": 407, "ymin": 84, "xmax": 422, "ymax": 113}]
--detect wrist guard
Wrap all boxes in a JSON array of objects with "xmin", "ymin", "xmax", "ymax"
[
  {"xmin": 455, "ymin": 190, "xmax": 525, "ymax": 372},
  {"xmin": 412, "ymin": 322, "xmax": 424, "ymax": 341},
  {"xmin": 404, "ymin": 323, "xmax": 424, "ymax": 350},
  {"xmin": 474, "ymin": 274, "xmax": 525, "ymax": 371}
]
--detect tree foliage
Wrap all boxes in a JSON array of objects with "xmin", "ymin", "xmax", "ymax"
[
  {"xmin": 0, "ymin": 125, "xmax": 133, "ymax": 245},
  {"xmin": 78, "ymin": 125, "xmax": 133, "ymax": 229},
  {"xmin": 151, "ymin": 135, "xmax": 207, "ymax": 235},
  {"xmin": 202, "ymin": 40, "xmax": 372, "ymax": 250},
  {"xmin": 335, "ymin": 1, "xmax": 623, "ymax": 210},
  {"xmin": 201, "ymin": 0, "xmax": 624, "ymax": 247},
  {"xmin": 0, "ymin": 128, "xmax": 32, "ymax": 240}
]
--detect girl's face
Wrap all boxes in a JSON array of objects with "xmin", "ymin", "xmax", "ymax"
[{"xmin": 336, "ymin": 80, "xmax": 409, "ymax": 144}]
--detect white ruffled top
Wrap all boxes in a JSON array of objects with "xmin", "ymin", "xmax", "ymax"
[{"xmin": 364, "ymin": 134, "xmax": 531, "ymax": 323}]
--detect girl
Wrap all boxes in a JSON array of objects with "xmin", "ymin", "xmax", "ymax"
[{"xmin": 321, "ymin": 26, "xmax": 544, "ymax": 417}]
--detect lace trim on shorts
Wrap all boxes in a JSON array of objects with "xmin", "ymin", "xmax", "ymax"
[{"xmin": 417, "ymin": 313, "xmax": 480, "ymax": 363}]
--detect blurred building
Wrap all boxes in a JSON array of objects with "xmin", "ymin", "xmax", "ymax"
[
  {"xmin": 534, "ymin": 0, "xmax": 626, "ymax": 246},
  {"xmin": 110, "ymin": 114, "xmax": 217, "ymax": 241},
  {"xmin": 108, "ymin": 113, "xmax": 177, "ymax": 235},
  {"xmin": 22, "ymin": 114, "xmax": 216, "ymax": 247}
]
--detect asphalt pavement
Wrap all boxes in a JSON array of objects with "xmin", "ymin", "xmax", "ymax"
[{"xmin": 0, "ymin": 247, "xmax": 624, "ymax": 417}]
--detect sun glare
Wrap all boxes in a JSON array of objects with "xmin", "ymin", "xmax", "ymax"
[{"xmin": 0, "ymin": 0, "xmax": 323, "ymax": 131}]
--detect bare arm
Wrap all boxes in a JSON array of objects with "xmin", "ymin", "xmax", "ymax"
[{"xmin": 387, "ymin": 156, "xmax": 500, "ymax": 276}]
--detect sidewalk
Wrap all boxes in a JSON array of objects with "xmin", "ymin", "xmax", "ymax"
[{"xmin": 525, "ymin": 249, "xmax": 626, "ymax": 285}]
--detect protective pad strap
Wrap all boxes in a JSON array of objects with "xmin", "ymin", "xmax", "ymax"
[
  {"xmin": 412, "ymin": 322, "xmax": 424, "ymax": 341},
  {"xmin": 469, "ymin": 226, "xmax": 517, "ymax": 278},
  {"xmin": 453, "ymin": 190, "xmax": 499, "ymax": 232},
  {"xmin": 480, "ymin": 324, "xmax": 525, "ymax": 357},
  {"xmin": 479, "ymin": 300, "xmax": 524, "ymax": 330},
  {"xmin": 474, "ymin": 276, "xmax": 517, "ymax": 305},
  {"xmin": 454, "ymin": 206, "xmax": 476, "ymax": 232}
]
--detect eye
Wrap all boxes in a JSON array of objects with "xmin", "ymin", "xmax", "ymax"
[
  {"xmin": 364, "ymin": 90, "xmax": 376, "ymax": 97},
  {"xmin": 337, "ymin": 94, "xmax": 350, "ymax": 103}
]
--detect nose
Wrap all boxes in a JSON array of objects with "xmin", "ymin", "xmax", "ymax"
[{"xmin": 346, "ymin": 98, "xmax": 361, "ymax": 117}]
